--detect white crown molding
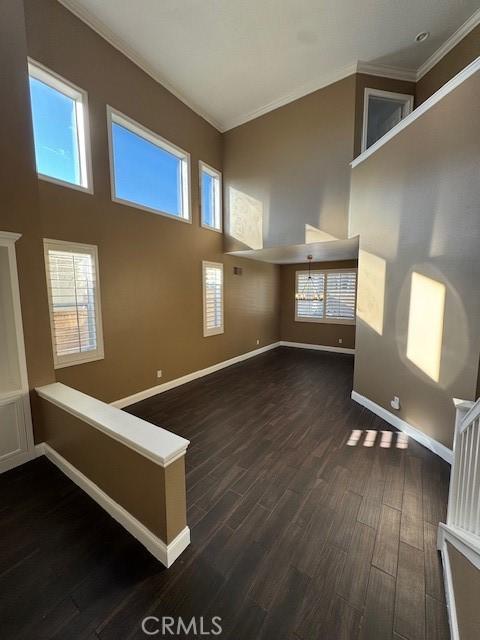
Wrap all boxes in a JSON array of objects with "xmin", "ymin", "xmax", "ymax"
[
  {"xmin": 35, "ymin": 443, "xmax": 190, "ymax": 567},
  {"xmin": 0, "ymin": 230, "xmax": 22, "ymax": 243},
  {"xmin": 58, "ymin": 1, "xmax": 479, "ymax": 132},
  {"xmin": 351, "ymin": 56, "xmax": 480, "ymax": 168},
  {"xmin": 351, "ymin": 390, "xmax": 453, "ymax": 464},
  {"xmin": 356, "ymin": 61, "xmax": 416, "ymax": 83},
  {"xmin": 57, "ymin": 0, "xmax": 223, "ymax": 132},
  {"xmin": 223, "ymin": 62, "xmax": 358, "ymax": 131},
  {"xmin": 416, "ymin": 7, "xmax": 480, "ymax": 81}
]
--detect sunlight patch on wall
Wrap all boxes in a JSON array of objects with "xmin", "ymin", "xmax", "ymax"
[
  {"xmin": 356, "ymin": 250, "xmax": 386, "ymax": 335},
  {"xmin": 228, "ymin": 187, "xmax": 263, "ymax": 250},
  {"xmin": 305, "ymin": 224, "xmax": 338, "ymax": 244},
  {"xmin": 406, "ymin": 272, "xmax": 445, "ymax": 383}
]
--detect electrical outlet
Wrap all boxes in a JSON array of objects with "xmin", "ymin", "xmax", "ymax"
[
  {"xmin": 256, "ymin": 339, "xmax": 260, "ymax": 345},
  {"xmin": 338, "ymin": 338, "xmax": 343, "ymax": 344},
  {"xmin": 157, "ymin": 370, "xmax": 162, "ymax": 379}
]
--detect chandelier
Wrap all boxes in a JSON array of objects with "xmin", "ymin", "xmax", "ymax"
[{"xmin": 295, "ymin": 255, "xmax": 324, "ymax": 301}]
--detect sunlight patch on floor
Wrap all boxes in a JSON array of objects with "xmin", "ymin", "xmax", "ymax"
[{"xmin": 346, "ymin": 428, "xmax": 408, "ymax": 449}]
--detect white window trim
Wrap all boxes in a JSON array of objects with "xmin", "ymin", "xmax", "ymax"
[
  {"xmin": 202, "ymin": 261, "xmax": 224, "ymax": 337},
  {"xmin": 106, "ymin": 106, "xmax": 191, "ymax": 223},
  {"xmin": 295, "ymin": 268, "xmax": 357, "ymax": 325},
  {"xmin": 28, "ymin": 58, "xmax": 93, "ymax": 194},
  {"xmin": 43, "ymin": 238, "xmax": 105, "ymax": 369},
  {"xmin": 199, "ymin": 161, "xmax": 223, "ymax": 233},
  {"xmin": 361, "ymin": 88, "xmax": 414, "ymax": 153}
]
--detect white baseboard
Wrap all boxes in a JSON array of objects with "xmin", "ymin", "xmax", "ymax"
[
  {"xmin": 351, "ymin": 390, "xmax": 453, "ymax": 464},
  {"xmin": 279, "ymin": 340, "xmax": 355, "ymax": 355},
  {"xmin": 35, "ymin": 442, "xmax": 190, "ymax": 567},
  {"xmin": 111, "ymin": 341, "xmax": 281, "ymax": 408}
]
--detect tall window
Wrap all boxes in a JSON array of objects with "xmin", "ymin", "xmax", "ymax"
[
  {"xmin": 295, "ymin": 269, "xmax": 357, "ymax": 324},
  {"xmin": 203, "ymin": 262, "xmax": 224, "ymax": 336},
  {"xmin": 44, "ymin": 240, "xmax": 104, "ymax": 368},
  {"xmin": 108, "ymin": 107, "xmax": 190, "ymax": 221},
  {"xmin": 28, "ymin": 61, "xmax": 92, "ymax": 191},
  {"xmin": 199, "ymin": 162, "xmax": 222, "ymax": 231}
]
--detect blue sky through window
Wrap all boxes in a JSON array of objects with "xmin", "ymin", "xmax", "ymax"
[
  {"xmin": 29, "ymin": 77, "xmax": 80, "ymax": 185},
  {"xmin": 111, "ymin": 122, "xmax": 182, "ymax": 217},
  {"xmin": 201, "ymin": 171, "xmax": 215, "ymax": 227}
]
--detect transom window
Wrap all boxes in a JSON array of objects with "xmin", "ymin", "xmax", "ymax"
[
  {"xmin": 202, "ymin": 261, "xmax": 224, "ymax": 336},
  {"xmin": 295, "ymin": 269, "xmax": 357, "ymax": 324},
  {"xmin": 199, "ymin": 162, "xmax": 222, "ymax": 231},
  {"xmin": 361, "ymin": 88, "xmax": 414, "ymax": 152},
  {"xmin": 44, "ymin": 239, "xmax": 104, "ymax": 368},
  {"xmin": 108, "ymin": 107, "xmax": 191, "ymax": 221},
  {"xmin": 28, "ymin": 60, "xmax": 92, "ymax": 191}
]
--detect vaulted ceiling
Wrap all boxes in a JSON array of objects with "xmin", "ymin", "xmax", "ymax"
[{"xmin": 60, "ymin": 0, "xmax": 480, "ymax": 131}]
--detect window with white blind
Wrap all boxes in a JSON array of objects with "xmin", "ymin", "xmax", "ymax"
[
  {"xmin": 43, "ymin": 239, "xmax": 104, "ymax": 368},
  {"xmin": 202, "ymin": 261, "xmax": 224, "ymax": 337},
  {"xmin": 295, "ymin": 269, "xmax": 357, "ymax": 324}
]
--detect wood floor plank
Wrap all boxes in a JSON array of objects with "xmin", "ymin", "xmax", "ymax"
[
  {"xmin": 401, "ymin": 491, "xmax": 424, "ymax": 550},
  {"xmin": 336, "ymin": 522, "xmax": 376, "ymax": 609},
  {"xmin": 360, "ymin": 567, "xmax": 396, "ymax": 640},
  {"xmin": 295, "ymin": 545, "xmax": 346, "ymax": 639},
  {"xmin": 395, "ymin": 542, "xmax": 426, "ymax": 640},
  {"xmin": 327, "ymin": 491, "xmax": 362, "ymax": 550},
  {"xmin": 405, "ymin": 456, "xmax": 423, "ymax": 496},
  {"xmin": 320, "ymin": 595, "xmax": 362, "ymax": 640},
  {"xmin": 258, "ymin": 566, "xmax": 310, "ymax": 639},
  {"xmin": 383, "ymin": 456, "xmax": 405, "ymax": 510},
  {"xmin": 372, "ymin": 505, "xmax": 401, "ymax": 577},
  {"xmin": 426, "ymin": 594, "xmax": 450, "ymax": 640},
  {"xmin": 357, "ymin": 495, "xmax": 382, "ymax": 529}
]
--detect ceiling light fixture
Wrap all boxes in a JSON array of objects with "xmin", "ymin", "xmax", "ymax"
[
  {"xmin": 415, "ymin": 31, "xmax": 430, "ymax": 42},
  {"xmin": 295, "ymin": 255, "xmax": 324, "ymax": 302}
]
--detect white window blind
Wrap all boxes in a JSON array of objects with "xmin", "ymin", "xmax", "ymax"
[
  {"xmin": 203, "ymin": 261, "xmax": 224, "ymax": 336},
  {"xmin": 44, "ymin": 240, "xmax": 104, "ymax": 368},
  {"xmin": 325, "ymin": 271, "xmax": 357, "ymax": 321},
  {"xmin": 296, "ymin": 272, "xmax": 325, "ymax": 320},
  {"xmin": 295, "ymin": 269, "xmax": 357, "ymax": 324}
]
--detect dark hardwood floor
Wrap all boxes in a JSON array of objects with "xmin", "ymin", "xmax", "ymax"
[{"xmin": 0, "ymin": 347, "xmax": 451, "ymax": 639}]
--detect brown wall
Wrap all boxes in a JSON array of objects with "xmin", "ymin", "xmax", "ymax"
[
  {"xmin": 416, "ymin": 24, "xmax": 480, "ymax": 105},
  {"xmin": 447, "ymin": 541, "xmax": 480, "ymax": 640},
  {"xmin": 37, "ymin": 399, "xmax": 186, "ymax": 543},
  {"xmin": 18, "ymin": 0, "xmax": 280, "ymax": 407},
  {"xmin": 353, "ymin": 74, "xmax": 416, "ymax": 158},
  {"xmin": 223, "ymin": 75, "xmax": 357, "ymax": 248},
  {"xmin": 0, "ymin": 0, "xmax": 54, "ymax": 395},
  {"xmin": 349, "ymin": 71, "xmax": 480, "ymax": 449},
  {"xmin": 280, "ymin": 260, "xmax": 357, "ymax": 349}
]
